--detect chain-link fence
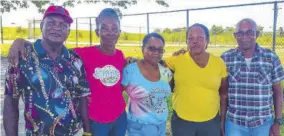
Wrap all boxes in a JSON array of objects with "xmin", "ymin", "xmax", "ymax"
[
  {"xmin": 1, "ymin": 1, "xmax": 284, "ymax": 136},
  {"xmin": 1, "ymin": 1, "xmax": 283, "ymax": 56}
]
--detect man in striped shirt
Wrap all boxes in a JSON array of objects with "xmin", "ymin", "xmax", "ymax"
[{"xmin": 221, "ymin": 18, "xmax": 284, "ymax": 136}]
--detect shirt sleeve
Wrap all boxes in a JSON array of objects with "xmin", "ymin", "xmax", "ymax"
[
  {"xmin": 73, "ymin": 58, "xmax": 91, "ymax": 97},
  {"xmin": 121, "ymin": 65, "xmax": 130, "ymax": 87},
  {"xmin": 220, "ymin": 58, "xmax": 228, "ymax": 78},
  {"xmin": 271, "ymin": 54, "xmax": 284, "ymax": 83},
  {"xmin": 5, "ymin": 65, "xmax": 24, "ymax": 98},
  {"xmin": 159, "ymin": 64, "xmax": 173, "ymax": 83},
  {"xmin": 73, "ymin": 47, "xmax": 89, "ymax": 57},
  {"xmin": 164, "ymin": 56, "xmax": 177, "ymax": 72},
  {"xmin": 120, "ymin": 50, "xmax": 126, "ymax": 66}
]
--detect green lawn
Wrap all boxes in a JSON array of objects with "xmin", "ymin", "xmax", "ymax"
[
  {"xmin": 2, "ymin": 26, "xmax": 284, "ymax": 47},
  {"xmin": 1, "ymin": 43, "xmax": 284, "ymax": 135}
]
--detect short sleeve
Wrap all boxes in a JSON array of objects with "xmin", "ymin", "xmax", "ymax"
[
  {"xmin": 72, "ymin": 56, "xmax": 91, "ymax": 97},
  {"xmin": 164, "ymin": 56, "xmax": 177, "ymax": 71},
  {"xmin": 122, "ymin": 65, "xmax": 131, "ymax": 86},
  {"xmin": 5, "ymin": 65, "xmax": 24, "ymax": 98},
  {"xmin": 271, "ymin": 54, "xmax": 284, "ymax": 83},
  {"xmin": 73, "ymin": 47, "xmax": 89, "ymax": 57},
  {"xmin": 159, "ymin": 64, "xmax": 173, "ymax": 83},
  {"xmin": 220, "ymin": 58, "xmax": 228, "ymax": 78},
  {"xmin": 119, "ymin": 50, "xmax": 126, "ymax": 66}
]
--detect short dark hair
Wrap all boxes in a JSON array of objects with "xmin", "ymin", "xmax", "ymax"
[
  {"xmin": 142, "ymin": 32, "xmax": 165, "ymax": 47},
  {"xmin": 236, "ymin": 18, "xmax": 258, "ymax": 31},
  {"xmin": 186, "ymin": 23, "xmax": 210, "ymax": 43},
  {"xmin": 96, "ymin": 8, "xmax": 120, "ymax": 28}
]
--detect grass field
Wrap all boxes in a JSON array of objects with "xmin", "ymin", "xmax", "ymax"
[
  {"xmin": 1, "ymin": 43, "xmax": 284, "ymax": 135},
  {"xmin": 2, "ymin": 26, "xmax": 284, "ymax": 47}
]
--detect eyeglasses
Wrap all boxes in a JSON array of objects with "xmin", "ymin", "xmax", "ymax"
[
  {"xmin": 234, "ymin": 30, "xmax": 257, "ymax": 37},
  {"xmin": 46, "ymin": 21, "xmax": 69, "ymax": 31},
  {"xmin": 146, "ymin": 46, "xmax": 165, "ymax": 54}
]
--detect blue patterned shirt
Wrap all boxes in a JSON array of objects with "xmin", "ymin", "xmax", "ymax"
[
  {"xmin": 221, "ymin": 44, "xmax": 284, "ymax": 128},
  {"xmin": 5, "ymin": 39, "xmax": 90, "ymax": 135}
]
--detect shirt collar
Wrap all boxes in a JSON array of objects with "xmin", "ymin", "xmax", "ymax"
[
  {"xmin": 235, "ymin": 43, "xmax": 262, "ymax": 59},
  {"xmin": 32, "ymin": 39, "xmax": 70, "ymax": 59}
]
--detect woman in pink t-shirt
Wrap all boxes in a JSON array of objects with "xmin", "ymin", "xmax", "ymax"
[
  {"xmin": 72, "ymin": 8, "xmax": 127, "ymax": 136},
  {"xmin": 7, "ymin": 8, "xmax": 128, "ymax": 136}
]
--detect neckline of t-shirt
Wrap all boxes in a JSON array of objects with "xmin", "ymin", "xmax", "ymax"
[
  {"xmin": 135, "ymin": 62, "xmax": 163, "ymax": 84},
  {"xmin": 95, "ymin": 45, "xmax": 117, "ymax": 57},
  {"xmin": 187, "ymin": 52, "xmax": 212, "ymax": 70}
]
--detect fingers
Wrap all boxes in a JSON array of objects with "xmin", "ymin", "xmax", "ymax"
[
  {"xmin": 14, "ymin": 51, "xmax": 19, "ymax": 66},
  {"xmin": 172, "ymin": 49, "xmax": 187, "ymax": 56},
  {"xmin": 126, "ymin": 57, "xmax": 138, "ymax": 64},
  {"xmin": 269, "ymin": 130, "xmax": 273, "ymax": 136},
  {"xmin": 87, "ymin": 97, "xmax": 92, "ymax": 103},
  {"xmin": 20, "ymin": 46, "xmax": 26, "ymax": 61}
]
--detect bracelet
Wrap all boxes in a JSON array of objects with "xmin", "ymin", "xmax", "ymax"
[{"xmin": 83, "ymin": 132, "xmax": 92, "ymax": 136}]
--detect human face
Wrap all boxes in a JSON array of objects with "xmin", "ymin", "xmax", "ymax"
[
  {"xmin": 96, "ymin": 17, "xmax": 120, "ymax": 48},
  {"xmin": 187, "ymin": 26, "xmax": 208, "ymax": 54},
  {"xmin": 234, "ymin": 20, "xmax": 259, "ymax": 51},
  {"xmin": 142, "ymin": 37, "xmax": 165, "ymax": 65},
  {"xmin": 41, "ymin": 15, "xmax": 70, "ymax": 45}
]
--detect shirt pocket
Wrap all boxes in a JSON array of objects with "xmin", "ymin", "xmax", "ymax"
[
  {"xmin": 228, "ymin": 67, "xmax": 241, "ymax": 83},
  {"xmin": 257, "ymin": 66, "xmax": 271, "ymax": 85}
]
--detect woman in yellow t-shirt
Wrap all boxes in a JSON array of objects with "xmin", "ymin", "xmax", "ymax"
[{"xmin": 164, "ymin": 23, "xmax": 228, "ymax": 136}]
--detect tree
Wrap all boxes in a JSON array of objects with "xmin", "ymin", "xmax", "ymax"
[
  {"xmin": 210, "ymin": 25, "xmax": 224, "ymax": 35},
  {"xmin": 122, "ymin": 32, "xmax": 129, "ymax": 40},
  {"xmin": 15, "ymin": 27, "xmax": 27, "ymax": 38},
  {"xmin": 16, "ymin": 26, "xmax": 23, "ymax": 34},
  {"xmin": 1, "ymin": 0, "xmax": 169, "ymax": 15},
  {"xmin": 278, "ymin": 27, "xmax": 284, "ymax": 37},
  {"xmin": 257, "ymin": 25, "xmax": 264, "ymax": 36},
  {"xmin": 153, "ymin": 28, "xmax": 161, "ymax": 33},
  {"xmin": 78, "ymin": 31, "xmax": 83, "ymax": 39},
  {"xmin": 172, "ymin": 28, "xmax": 182, "ymax": 32},
  {"xmin": 163, "ymin": 28, "xmax": 171, "ymax": 34},
  {"xmin": 224, "ymin": 27, "xmax": 235, "ymax": 33}
]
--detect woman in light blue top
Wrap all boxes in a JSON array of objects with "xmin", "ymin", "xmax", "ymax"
[{"xmin": 122, "ymin": 33, "xmax": 172, "ymax": 136}]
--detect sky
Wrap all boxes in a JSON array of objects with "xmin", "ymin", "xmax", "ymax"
[{"xmin": 1, "ymin": 0, "xmax": 284, "ymax": 33}]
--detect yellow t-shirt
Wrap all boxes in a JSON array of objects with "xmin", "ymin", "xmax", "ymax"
[{"xmin": 165, "ymin": 52, "xmax": 227, "ymax": 122}]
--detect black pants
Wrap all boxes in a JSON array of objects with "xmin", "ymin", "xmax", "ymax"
[{"xmin": 171, "ymin": 111, "xmax": 221, "ymax": 136}]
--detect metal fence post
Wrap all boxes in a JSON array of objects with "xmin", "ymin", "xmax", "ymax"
[
  {"xmin": 33, "ymin": 18, "xmax": 36, "ymax": 41},
  {"xmin": 186, "ymin": 9, "xmax": 189, "ymax": 29},
  {"xmin": 89, "ymin": 17, "xmax": 92, "ymax": 46},
  {"xmin": 0, "ymin": 15, "xmax": 3, "ymax": 44},
  {"xmin": 272, "ymin": 1, "xmax": 278, "ymax": 51},
  {"xmin": 147, "ymin": 13, "xmax": 150, "ymax": 34},
  {"xmin": 139, "ymin": 26, "xmax": 142, "ymax": 46},
  {"xmin": 76, "ymin": 18, "xmax": 78, "ymax": 47}
]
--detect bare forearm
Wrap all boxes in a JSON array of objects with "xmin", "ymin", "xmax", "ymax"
[
  {"xmin": 273, "ymin": 89, "xmax": 283, "ymax": 119},
  {"xmin": 219, "ymin": 77, "xmax": 228, "ymax": 132},
  {"xmin": 80, "ymin": 97, "xmax": 91, "ymax": 132},
  {"xmin": 220, "ymin": 93, "xmax": 227, "ymax": 122},
  {"xmin": 3, "ymin": 96, "xmax": 19, "ymax": 136}
]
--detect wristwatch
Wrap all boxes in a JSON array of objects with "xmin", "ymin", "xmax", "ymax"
[{"xmin": 274, "ymin": 119, "xmax": 284, "ymax": 125}]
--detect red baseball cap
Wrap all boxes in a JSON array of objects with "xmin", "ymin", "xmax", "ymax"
[{"xmin": 43, "ymin": 5, "xmax": 73, "ymax": 24}]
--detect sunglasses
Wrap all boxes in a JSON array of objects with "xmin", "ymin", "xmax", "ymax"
[
  {"xmin": 146, "ymin": 46, "xmax": 165, "ymax": 54},
  {"xmin": 234, "ymin": 30, "xmax": 257, "ymax": 37}
]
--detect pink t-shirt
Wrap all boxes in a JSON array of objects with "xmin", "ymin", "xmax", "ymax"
[{"xmin": 74, "ymin": 46, "xmax": 126, "ymax": 123}]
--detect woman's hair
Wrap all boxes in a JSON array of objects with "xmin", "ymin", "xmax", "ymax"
[
  {"xmin": 96, "ymin": 8, "xmax": 120, "ymax": 28},
  {"xmin": 186, "ymin": 23, "xmax": 210, "ymax": 43},
  {"xmin": 142, "ymin": 32, "xmax": 165, "ymax": 47}
]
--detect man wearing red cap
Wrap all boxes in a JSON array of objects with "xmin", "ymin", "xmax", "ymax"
[{"xmin": 3, "ymin": 6, "xmax": 91, "ymax": 136}]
